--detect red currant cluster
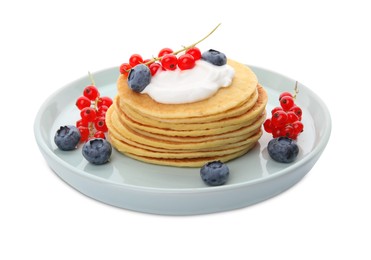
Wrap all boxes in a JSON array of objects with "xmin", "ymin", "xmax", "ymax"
[
  {"xmin": 75, "ymin": 83, "xmax": 113, "ymax": 142},
  {"xmin": 263, "ymin": 91, "xmax": 304, "ymax": 140},
  {"xmin": 119, "ymin": 47, "xmax": 202, "ymax": 77}
]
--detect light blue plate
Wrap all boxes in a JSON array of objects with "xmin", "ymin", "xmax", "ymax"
[{"xmin": 34, "ymin": 65, "xmax": 331, "ymax": 215}]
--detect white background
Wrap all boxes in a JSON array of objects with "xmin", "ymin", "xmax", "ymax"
[{"xmin": 1, "ymin": 0, "xmax": 370, "ymax": 259}]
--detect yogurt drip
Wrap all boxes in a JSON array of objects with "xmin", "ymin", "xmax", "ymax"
[{"xmin": 141, "ymin": 60, "xmax": 235, "ymax": 104}]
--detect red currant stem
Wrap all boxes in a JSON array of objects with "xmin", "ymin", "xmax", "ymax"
[
  {"xmin": 293, "ymin": 81, "xmax": 299, "ymax": 99},
  {"xmin": 125, "ymin": 23, "xmax": 222, "ymax": 72},
  {"xmin": 87, "ymin": 71, "xmax": 99, "ymax": 108},
  {"xmin": 173, "ymin": 23, "xmax": 221, "ymax": 55},
  {"xmin": 94, "ymin": 97, "xmax": 99, "ymax": 110},
  {"xmin": 88, "ymin": 122, "xmax": 95, "ymax": 138},
  {"xmin": 88, "ymin": 71, "xmax": 95, "ymax": 86}
]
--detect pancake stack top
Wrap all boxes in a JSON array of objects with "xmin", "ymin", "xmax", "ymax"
[{"xmin": 106, "ymin": 59, "xmax": 268, "ymax": 167}]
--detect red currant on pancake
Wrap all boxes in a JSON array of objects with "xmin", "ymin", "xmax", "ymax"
[
  {"xmin": 178, "ymin": 54, "xmax": 195, "ymax": 70},
  {"xmin": 161, "ymin": 54, "xmax": 178, "ymax": 71},
  {"xmin": 280, "ymin": 96, "xmax": 295, "ymax": 111},
  {"xmin": 97, "ymin": 96, "xmax": 113, "ymax": 108},
  {"xmin": 158, "ymin": 48, "xmax": 173, "ymax": 57},
  {"xmin": 83, "ymin": 85, "xmax": 100, "ymax": 101},
  {"xmin": 129, "ymin": 54, "xmax": 144, "ymax": 67},
  {"xmin": 76, "ymin": 96, "xmax": 91, "ymax": 110},
  {"xmin": 186, "ymin": 47, "xmax": 202, "ymax": 60},
  {"xmin": 80, "ymin": 107, "xmax": 97, "ymax": 122},
  {"xmin": 119, "ymin": 63, "xmax": 132, "ymax": 77},
  {"xmin": 149, "ymin": 63, "xmax": 162, "ymax": 76}
]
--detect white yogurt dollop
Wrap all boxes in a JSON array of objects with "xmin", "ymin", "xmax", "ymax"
[{"xmin": 141, "ymin": 60, "xmax": 235, "ymax": 104}]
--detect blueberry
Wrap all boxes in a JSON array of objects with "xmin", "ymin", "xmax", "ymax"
[
  {"xmin": 127, "ymin": 64, "xmax": 151, "ymax": 93},
  {"xmin": 201, "ymin": 49, "xmax": 227, "ymax": 66},
  {"xmin": 267, "ymin": 137, "xmax": 299, "ymax": 163},
  {"xmin": 82, "ymin": 138, "xmax": 112, "ymax": 165},
  {"xmin": 54, "ymin": 125, "xmax": 81, "ymax": 151},
  {"xmin": 200, "ymin": 160, "xmax": 229, "ymax": 186}
]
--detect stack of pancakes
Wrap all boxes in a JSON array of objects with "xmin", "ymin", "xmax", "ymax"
[{"xmin": 106, "ymin": 60, "xmax": 268, "ymax": 167}]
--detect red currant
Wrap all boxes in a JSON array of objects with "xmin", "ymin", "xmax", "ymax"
[
  {"xmin": 149, "ymin": 63, "xmax": 162, "ymax": 76},
  {"xmin": 279, "ymin": 92, "xmax": 293, "ymax": 100},
  {"xmin": 119, "ymin": 63, "xmax": 132, "ymax": 77},
  {"xmin": 158, "ymin": 48, "xmax": 173, "ymax": 57},
  {"xmin": 282, "ymin": 124, "xmax": 295, "ymax": 138},
  {"xmin": 177, "ymin": 54, "xmax": 195, "ymax": 70},
  {"xmin": 292, "ymin": 121, "xmax": 304, "ymax": 135},
  {"xmin": 94, "ymin": 131, "xmax": 106, "ymax": 139},
  {"xmin": 271, "ymin": 106, "xmax": 283, "ymax": 115},
  {"xmin": 287, "ymin": 111, "xmax": 299, "ymax": 123},
  {"xmin": 78, "ymin": 126, "xmax": 90, "ymax": 142},
  {"xmin": 264, "ymin": 89, "xmax": 304, "ymax": 139},
  {"xmin": 186, "ymin": 47, "xmax": 202, "ymax": 60},
  {"xmin": 280, "ymin": 96, "xmax": 295, "ymax": 111},
  {"xmin": 94, "ymin": 117, "xmax": 108, "ymax": 132},
  {"xmin": 97, "ymin": 105, "xmax": 109, "ymax": 117},
  {"xmin": 161, "ymin": 54, "xmax": 178, "ymax": 71},
  {"xmin": 129, "ymin": 54, "xmax": 144, "ymax": 67},
  {"xmin": 76, "ymin": 118, "xmax": 88, "ymax": 128},
  {"xmin": 272, "ymin": 126, "xmax": 284, "ymax": 138},
  {"xmin": 83, "ymin": 85, "xmax": 100, "ymax": 101},
  {"xmin": 263, "ymin": 119, "xmax": 273, "ymax": 133},
  {"xmin": 97, "ymin": 96, "xmax": 113, "ymax": 108},
  {"xmin": 289, "ymin": 105, "xmax": 302, "ymax": 119},
  {"xmin": 271, "ymin": 110, "xmax": 288, "ymax": 126},
  {"xmin": 75, "ymin": 96, "xmax": 91, "ymax": 110},
  {"xmin": 80, "ymin": 107, "xmax": 97, "ymax": 122}
]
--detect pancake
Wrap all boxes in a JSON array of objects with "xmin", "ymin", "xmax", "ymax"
[
  {"xmin": 114, "ymin": 85, "xmax": 267, "ymax": 137},
  {"xmin": 106, "ymin": 106, "xmax": 262, "ymax": 150},
  {"xmin": 114, "ymin": 144, "xmax": 257, "ymax": 167},
  {"xmin": 108, "ymin": 130, "xmax": 261, "ymax": 159},
  {"xmin": 120, "ymin": 87, "xmax": 259, "ymax": 124},
  {"xmin": 117, "ymin": 59, "xmax": 258, "ymax": 119},
  {"xmin": 123, "ymin": 112, "xmax": 266, "ymax": 143},
  {"xmin": 106, "ymin": 59, "xmax": 268, "ymax": 167}
]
